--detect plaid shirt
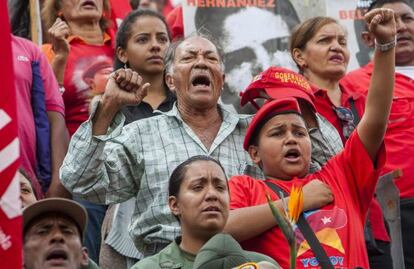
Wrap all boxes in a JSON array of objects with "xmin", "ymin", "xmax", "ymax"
[
  {"xmin": 309, "ymin": 113, "xmax": 343, "ymax": 172},
  {"xmin": 60, "ymin": 103, "xmax": 263, "ymax": 252}
]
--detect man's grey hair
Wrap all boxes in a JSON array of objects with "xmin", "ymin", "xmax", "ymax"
[{"xmin": 164, "ymin": 32, "xmax": 226, "ymax": 75}]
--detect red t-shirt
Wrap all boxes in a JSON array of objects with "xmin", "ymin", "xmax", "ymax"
[
  {"xmin": 342, "ymin": 62, "xmax": 414, "ymax": 199},
  {"xmin": 109, "ymin": 0, "xmax": 131, "ymax": 30},
  {"xmin": 43, "ymin": 34, "xmax": 114, "ymax": 136},
  {"xmin": 313, "ymin": 84, "xmax": 389, "ymax": 242},
  {"xmin": 313, "ymin": 84, "xmax": 365, "ymax": 145},
  {"xmin": 166, "ymin": 5, "xmax": 184, "ymax": 41},
  {"xmin": 229, "ymin": 131, "xmax": 386, "ymax": 269},
  {"xmin": 12, "ymin": 35, "xmax": 65, "ymax": 195}
]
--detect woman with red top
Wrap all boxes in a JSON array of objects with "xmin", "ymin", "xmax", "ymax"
[
  {"xmin": 41, "ymin": 0, "xmax": 114, "ymax": 136},
  {"xmin": 289, "ymin": 16, "xmax": 391, "ymax": 268},
  {"xmin": 41, "ymin": 0, "xmax": 115, "ymax": 263}
]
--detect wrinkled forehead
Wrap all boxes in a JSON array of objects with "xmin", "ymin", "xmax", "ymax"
[
  {"xmin": 176, "ymin": 37, "xmax": 221, "ymax": 59},
  {"xmin": 315, "ymin": 22, "xmax": 348, "ymax": 38},
  {"xmin": 184, "ymin": 160, "xmax": 227, "ymax": 181}
]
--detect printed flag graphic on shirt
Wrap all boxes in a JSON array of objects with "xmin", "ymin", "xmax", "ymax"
[{"xmin": 0, "ymin": 1, "xmax": 22, "ymax": 269}]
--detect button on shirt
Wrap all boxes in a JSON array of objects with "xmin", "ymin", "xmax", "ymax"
[{"xmin": 60, "ymin": 102, "xmax": 263, "ymax": 252}]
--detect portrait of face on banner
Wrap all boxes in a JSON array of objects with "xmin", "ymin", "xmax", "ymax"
[
  {"xmin": 183, "ymin": 0, "xmax": 400, "ymax": 113},
  {"xmin": 193, "ymin": 1, "xmax": 300, "ymax": 113}
]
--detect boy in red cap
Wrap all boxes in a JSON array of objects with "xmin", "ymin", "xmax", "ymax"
[
  {"xmin": 225, "ymin": 8, "xmax": 396, "ymax": 269},
  {"xmin": 240, "ymin": 65, "xmax": 343, "ymax": 173}
]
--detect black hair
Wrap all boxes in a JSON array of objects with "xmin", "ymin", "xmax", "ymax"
[
  {"xmin": 114, "ymin": 9, "xmax": 172, "ymax": 70},
  {"xmin": 9, "ymin": 0, "xmax": 30, "ymax": 38},
  {"xmin": 168, "ymin": 155, "xmax": 227, "ymax": 198},
  {"xmin": 368, "ymin": 0, "xmax": 412, "ymax": 11}
]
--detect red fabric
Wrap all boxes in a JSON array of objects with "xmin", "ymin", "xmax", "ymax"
[
  {"xmin": 166, "ymin": 5, "xmax": 184, "ymax": 41},
  {"xmin": 0, "ymin": 2, "xmax": 22, "ymax": 268},
  {"xmin": 313, "ymin": 84, "xmax": 389, "ymax": 242},
  {"xmin": 313, "ymin": 84, "xmax": 365, "ymax": 145},
  {"xmin": 109, "ymin": 0, "xmax": 132, "ymax": 31},
  {"xmin": 42, "ymin": 35, "xmax": 114, "ymax": 136},
  {"xmin": 162, "ymin": 0, "xmax": 174, "ymax": 17},
  {"xmin": 244, "ymin": 98, "xmax": 301, "ymax": 150},
  {"xmin": 229, "ymin": 132, "xmax": 386, "ymax": 269},
  {"xmin": 241, "ymin": 67, "xmax": 315, "ymax": 109},
  {"xmin": 342, "ymin": 62, "xmax": 414, "ymax": 199}
]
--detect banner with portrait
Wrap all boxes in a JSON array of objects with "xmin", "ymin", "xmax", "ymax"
[{"xmin": 181, "ymin": 0, "xmax": 384, "ymax": 113}]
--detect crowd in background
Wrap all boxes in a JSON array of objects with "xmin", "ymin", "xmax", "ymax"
[{"xmin": 7, "ymin": 0, "xmax": 414, "ymax": 268}]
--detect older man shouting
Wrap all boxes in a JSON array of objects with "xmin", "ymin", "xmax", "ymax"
[{"xmin": 60, "ymin": 36, "xmax": 262, "ymax": 257}]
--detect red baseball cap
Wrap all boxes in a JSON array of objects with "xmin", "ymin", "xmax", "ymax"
[
  {"xmin": 244, "ymin": 98, "xmax": 302, "ymax": 151},
  {"xmin": 240, "ymin": 67, "xmax": 315, "ymax": 111}
]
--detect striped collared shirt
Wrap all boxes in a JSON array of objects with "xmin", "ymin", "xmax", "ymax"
[{"xmin": 60, "ymin": 102, "xmax": 263, "ymax": 252}]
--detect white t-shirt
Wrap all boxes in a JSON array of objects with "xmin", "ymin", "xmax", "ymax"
[{"xmin": 396, "ymin": 66, "xmax": 414, "ymax": 80}]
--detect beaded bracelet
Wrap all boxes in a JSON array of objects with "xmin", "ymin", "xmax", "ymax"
[{"xmin": 375, "ymin": 37, "xmax": 397, "ymax": 52}]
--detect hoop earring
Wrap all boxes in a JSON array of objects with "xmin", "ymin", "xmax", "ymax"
[{"xmin": 124, "ymin": 62, "xmax": 128, "ymax": 69}]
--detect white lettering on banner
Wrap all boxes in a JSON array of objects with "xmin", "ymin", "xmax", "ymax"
[
  {"xmin": 0, "ymin": 109, "xmax": 11, "ymax": 129},
  {"xmin": 300, "ymin": 256, "xmax": 344, "ymax": 267},
  {"xmin": 0, "ymin": 226, "xmax": 12, "ymax": 251},
  {"xmin": 0, "ymin": 173, "xmax": 22, "ymax": 219},
  {"xmin": 0, "ymin": 138, "xmax": 19, "ymax": 173}
]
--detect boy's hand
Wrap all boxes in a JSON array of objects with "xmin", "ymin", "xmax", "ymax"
[
  {"xmin": 365, "ymin": 8, "xmax": 397, "ymax": 44},
  {"xmin": 303, "ymin": 179, "xmax": 333, "ymax": 211}
]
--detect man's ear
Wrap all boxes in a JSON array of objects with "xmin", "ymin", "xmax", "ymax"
[
  {"xmin": 80, "ymin": 246, "xmax": 89, "ymax": 267},
  {"xmin": 168, "ymin": 196, "xmax": 180, "ymax": 218},
  {"xmin": 165, "ymin": 73, "xmax": 176, "ymax": 91},
  {"xmin": 248, "ymin": 145, "xmax": 261, "ymax": 167},
  {"xmin": 116, "ymin": 46, "xmax": 128, "ymax": 65},
  {"xmin": 361, "ymin": 31, "xmax": 375, "ymax": 48}
]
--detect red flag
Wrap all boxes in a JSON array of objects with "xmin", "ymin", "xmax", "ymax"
[
  {"xmin": 0, "ymin": 2, "xmax": 22, "ymax": 269},
  {"xmin": 109, "ymin": 0, "xmax": 132, "ymax": 30}
]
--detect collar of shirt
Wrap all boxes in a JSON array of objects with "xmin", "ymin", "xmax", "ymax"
[
  {"xmin": 312, "ymin": 82, "xmax": 363, "ymax": 106},
  {"xmin": 67, "ymin": 32, "xmax": 112, "ymax": 45},
  {"xmin": 159, "ymin": 102, "xmax": 251, "ymax": 126},
  {"xmin": 159, "ymin": 102, "xmax": 252, "ymax": 154},
  {"xmin": 157, "ymin": 237, "xmax": 196, "ymax": 269}
]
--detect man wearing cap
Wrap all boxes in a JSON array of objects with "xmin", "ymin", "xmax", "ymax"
[
  {"xmin": 23, "ymin": 198, "xmax": 99, "ymax": 269},
  {"xmin": 225, "ymin": 7, "xmax": 396, "ymax": 269}
]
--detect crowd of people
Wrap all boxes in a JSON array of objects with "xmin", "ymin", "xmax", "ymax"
[{"xmin": 9, "ymin": 0, "xmax": 414, "ymax": 268}]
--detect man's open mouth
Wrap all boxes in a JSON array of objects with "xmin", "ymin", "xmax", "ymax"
[
  {"xmin": 46, "ymin": 249, "xmax": 68, "ymax": 262},
  {"xmin": 191, "ymin": 74, "xmax": 211, "ymax": 87}
]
